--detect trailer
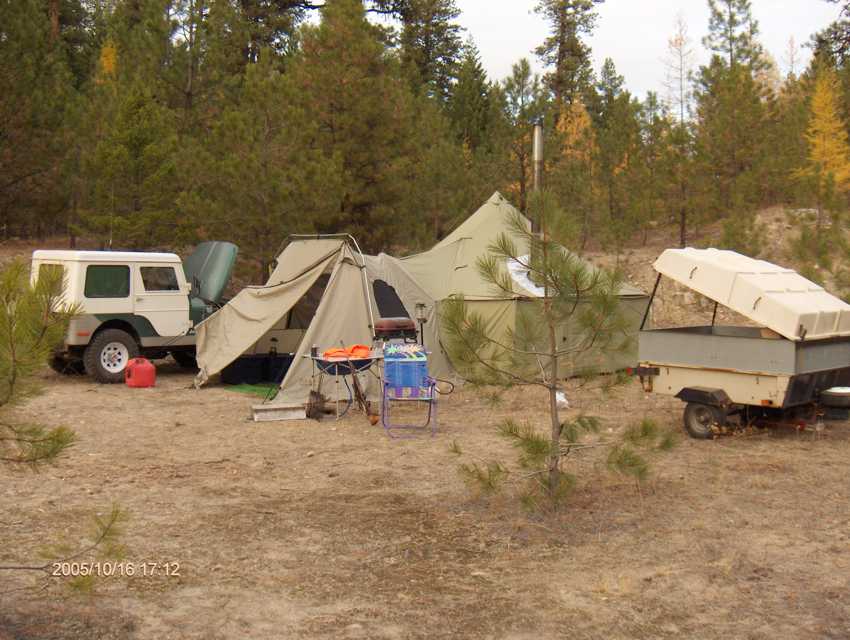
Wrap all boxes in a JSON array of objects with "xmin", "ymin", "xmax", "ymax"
[{"xmin": 635, "ymin": 248, "xmax": 850, "ymax": 438}]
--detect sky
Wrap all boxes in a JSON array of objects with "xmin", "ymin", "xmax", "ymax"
[{"xmin": 454, "ymin": 0, "xmax": 844, "ymax": 98}]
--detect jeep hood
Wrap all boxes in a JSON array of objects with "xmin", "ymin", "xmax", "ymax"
[{"xmin": 183, "ymin": 241, "xmax": 238, "ymax": 304}]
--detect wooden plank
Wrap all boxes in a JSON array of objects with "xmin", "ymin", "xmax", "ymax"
[{"xmin": 252, "ymin": 403, "xmax": 307, "ymax": 422}]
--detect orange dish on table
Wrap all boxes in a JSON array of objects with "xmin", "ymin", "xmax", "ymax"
[{"xmin": 321, "ymin": 344, "xmax": 372, "ymax": 360}]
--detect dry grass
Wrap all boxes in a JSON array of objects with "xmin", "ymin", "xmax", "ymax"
[
  {"xmin": 1, "ymin": 367, "xmax": 849, "ymax": 639},
  {"xmin": 3, "ymin": 219, "xmax": 850, "ymax": 638}
]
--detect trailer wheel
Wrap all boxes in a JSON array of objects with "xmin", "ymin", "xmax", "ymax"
[{"xmin": 683, "ymin": 402, "xmax": 723, "ymax": 439}]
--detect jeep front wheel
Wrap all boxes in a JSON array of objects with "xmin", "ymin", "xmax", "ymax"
[{"xmin": 84, "ymin": 329, "xmax": 140, "ymax": 383}]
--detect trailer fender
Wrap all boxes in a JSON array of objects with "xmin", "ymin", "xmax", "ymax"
[{"xmin": 675, "ymin": 387, "xmax": 732, "ymax": 409}]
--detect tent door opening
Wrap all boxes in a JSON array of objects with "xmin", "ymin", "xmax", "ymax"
[{"xmin": 220, "ymin": 273, "xmax": 332, "ymax": 385}]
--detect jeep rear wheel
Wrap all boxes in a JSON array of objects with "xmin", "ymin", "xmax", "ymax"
[
  {"xmin": 49, "ymin": 353, "xmax": 86, "ymax": 375},
  {"xmin": 84, "ymin": 329, "xmax": 140, "ymax": 383}
]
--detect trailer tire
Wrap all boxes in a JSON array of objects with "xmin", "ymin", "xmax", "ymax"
[
  {"xmin": 820, "ymin": 388, "xmax": 850, "ymax": 408},
  {"xmin": 683, "ymin": 402, "xmax": 723, "ymax": 439}
]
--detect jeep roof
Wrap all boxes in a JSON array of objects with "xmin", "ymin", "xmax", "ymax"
[{"xmin": 32, "ymin": 250, "xmax": 181, "ymax": 264}]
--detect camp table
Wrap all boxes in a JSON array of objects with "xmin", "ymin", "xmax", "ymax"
[{"xmin": 304, "ymin": 350, "xmax": 383, "ymax": 420}]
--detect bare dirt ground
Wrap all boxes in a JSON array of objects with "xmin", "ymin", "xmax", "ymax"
[
  {"xmin": 2, "ymin": 366, "xmax": 850, "ymax": 639},
  {"xmin": 3, "ymin": 220, "xmax": 850, "ymax": 639}
]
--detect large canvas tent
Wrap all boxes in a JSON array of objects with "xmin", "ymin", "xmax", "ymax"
[
  {"xmin": 362, "ymin": 252, "xmax": 452, "ymax": 378},
  {"xmin": 195, "ymin": 195, "xmax": 648, "ymax": 421},
  {"xmin": 396, "ymin": 192, "xmax": 649, "ymax": 376},
  {"xmin": 195, "ymin": 237, "xmax": 379, "ymax": 419}
]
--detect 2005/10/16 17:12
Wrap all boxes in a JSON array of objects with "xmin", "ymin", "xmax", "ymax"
[{"xmin": 50, "ymin": 561, "xmax": 181, "ymax": 578}]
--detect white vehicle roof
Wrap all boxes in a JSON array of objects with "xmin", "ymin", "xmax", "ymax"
[
  {"xmin": 654, "ymin": 248, "xmax": 850, "ymax": 341},
  {"xmin": 32, "ymin": 250, "xmax": 181, "ymax": 264}
]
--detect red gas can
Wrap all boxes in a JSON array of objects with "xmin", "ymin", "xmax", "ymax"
[{"xmin": 125, "ymin": 357, "xmax": 156, "ymax": 388}]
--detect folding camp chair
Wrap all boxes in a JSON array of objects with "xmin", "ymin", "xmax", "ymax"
[{"xmin": 381, "ymin": 347, "xmax": 437, "ymax": 438}]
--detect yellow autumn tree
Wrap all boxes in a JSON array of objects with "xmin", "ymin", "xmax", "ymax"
[
  {"xmin": 96, "ymin": 40, "xmax": 118, "ymax": 83},
  {"xmin": 553, "ymin": 99, "xmax": 599, "ymax": 249},
  {"xmin": 557, "ymin": 99, "xmax": 596, "ymax": 164},
  {"xmin": 798, "ymin": 64, "xmax": 850, "ymax": 230}
]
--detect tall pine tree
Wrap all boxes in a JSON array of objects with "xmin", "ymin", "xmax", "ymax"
[
  {"xmin": 534, "ymin": 0, "xmax": 603, "ymax": 112},
  {"xmin": 501, "ymin": 58, "xmax": 549, "ymax": 213},
  {"xmin": 446, "ymin": 39, "xmax": 492, "ymax": 150},
  {"xmin": 178, "ymin": 56, "xmax": 341, "ymax": 279},
  {"xmin": 703, "ymin": 0, "xmax": 765, "ymax": 69},
  {"xmin": 0, "ymin": 0, "xmax": 76, "ymax": 239},
  {"xmin": 285, "ymin": 0, "xmax": 422, "ymax": 252},
  {"xmin": 399, "ymin": 0, "xmax": 463, "ymax": 102}
]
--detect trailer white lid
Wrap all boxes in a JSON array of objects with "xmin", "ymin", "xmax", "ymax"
[{"xmin": 653, "ymin": 248, "xmax": 850, "ymax": 341}]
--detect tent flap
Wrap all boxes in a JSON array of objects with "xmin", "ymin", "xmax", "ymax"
[
  {"xmin": 270, "ymin": 244, "xmax": 377, "ymax": 406},
  {"xmin": 195, "ymin": 242, "xmax": 341, "ymax": 383}
]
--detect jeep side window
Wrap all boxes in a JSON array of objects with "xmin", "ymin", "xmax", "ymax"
[
  {"xmin": 140, "ymin": 266, "xmax": 179, "ymax": 292},
  {"xmin": 84, "ymin": 265, "xmax": 130, "ymax": 298}
]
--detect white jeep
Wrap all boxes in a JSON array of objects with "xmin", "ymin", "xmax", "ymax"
[{"xmin": 31, "ymin": 242, "xmax": 237, "ymax": 383}]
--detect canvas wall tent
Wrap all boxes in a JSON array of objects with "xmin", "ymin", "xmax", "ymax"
[
  {"xmin": 195, "ymin": 237, "xmax": 380, "ymax": 419},
  {"xmin": 362, "ymin": 252, "xmax": 452, "ymax": 378},
  {"xmin": 398, "ymin": 192, "xmax": 649, "ymax": 376}
]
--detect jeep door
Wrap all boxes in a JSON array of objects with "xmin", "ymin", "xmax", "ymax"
[{"xmin": 133, "ymin": 265, "xmax": 191, "ymax": 337}]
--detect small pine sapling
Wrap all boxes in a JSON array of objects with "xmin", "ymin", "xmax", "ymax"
[
  {"xmin": 0, "ymin": 261, "xmax": 126, "ymax": 594},
  {"xmin": 443, "ymin": 191, "xmax": 672, "ymax": 510},
  {"xmin": 0, "ymin": 261, "xmax": 78, "ymax": 465}
]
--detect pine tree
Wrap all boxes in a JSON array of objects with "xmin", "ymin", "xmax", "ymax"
[
  {"xmin": 0, "ymin": 0, "xmax": 76, "ymax": 239},
  {"xmin": 694, "ymin": 56, "xmax": 767, "ymax": 220},
  {"xmin": 814, "ymin": 0, "xmax": 850, "ymax": 62},
  {"xmin": 177, "ymin": 56, "xmax": 343, "ymax": 279},
  {"xmin": 442, "ymin": 191, "xmax": 669, "ymax": 509},
  {"xmin": 764, "ymin": 66, "xmax": 809, "ymax": 206},
  {"xmin": 53, "ymin": 0, "xmax": 103, "ymax": 88},
  {"xmin": 534, "ymin": 0, "xmax": 603, "ymax": 111},
  {"xmin": 74, "ymin": 45, "xmax": 181, "ymax": 249},
  {"xmin": 502, "ymin": 58, "xmax": 549, "ymax": 213},
  {"xmin": 399, "ymin": 0, "xmax": 464, "ymax": 102},
  {"xmin": 703, "ymin": 0, "xmax": 765, "ymax": 69},
  {"xmin": 238, "ymin": 0, "xmax": 307, "ymax": 63},
  {"xmin": 284, "ymin": 0, "xmax": 422, "ymax": 252},
  {"xmin": 0, "ymin": 262, "xmax": 76, "ymax": 466},
  {"xmin": 446, "ymin": 39, "xmax": 492, "ymax": 150},
  {"xmin": 591, "ymin": 58, "xmax": 642, "ymax": 257},
  {"xmin": 630, "ymin": 92, "xmax": 675, "ymax": 245},
  {"xmin": 403, "ymin": 98, "xmax": 475, "ymax": 241}
]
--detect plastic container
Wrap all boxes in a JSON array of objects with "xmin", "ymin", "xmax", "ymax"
[
  {"xmin": 125, "ymin": 357, "xmax": 156, "ymax": 388},
  {"xmin": 384, "ymin": 353, "xmax": 428, "ymax": 388}
]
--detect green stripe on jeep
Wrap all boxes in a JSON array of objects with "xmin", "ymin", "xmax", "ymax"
[{"xmin": 93, "ymin": 314, "xmax": 160, "ymax": 338}]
